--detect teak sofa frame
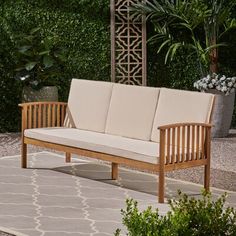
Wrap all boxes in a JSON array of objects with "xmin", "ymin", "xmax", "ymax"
[{"xmin": 19, "ymin": 102, "xmax": 212, "ymax": 203}]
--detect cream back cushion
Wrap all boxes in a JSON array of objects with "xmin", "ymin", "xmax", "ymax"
[
  {"xmin": 151, "ymin": 88, "xmax": 214, "ymax": 142},
  {"xmin": 105, "ymin": 84, "xmax": 160, "ymax": 141},
  {"xmin": 66, "ymin": 79, "xmax": 113, "ymax": 132}
]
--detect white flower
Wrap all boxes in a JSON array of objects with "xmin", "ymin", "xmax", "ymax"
[
  {"xmin": 220, "ymin": 75, "xmax": 226, "ymax": 81},
  {"xmin": 20, "ymin": 74, "xmax": 30, "ymax": 81},
  {"xmin": 194, "ymin": 73, "xmax": 236, "ymax": 95},
  {"xmin": 221, "ymin": 86, "xmax": 228, "ymax": 92},
  {"xmin": 193, "ymin": 82, "xmax": 198, "ymax": 89},
  {"xmin": 211, "ymin": 79, "xmax": 216, "ymax": 84}
]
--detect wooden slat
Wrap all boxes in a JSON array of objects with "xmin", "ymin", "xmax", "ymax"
[
  {"xmin": 171, "ymin": 127, "xmax": 176, "ymax": 163},
  {"xmin": 181, "ymin": 126, "xmax": 185, "ymax": 162},
  {"xmin": 159, "ymin": 129, "xmax": 166, "ymax": 203},
  {"xmin": 19, "ymin": 101, "xmax": 67, "ymax": 106},
  {"xmin": 166, "ymin": 128, "xmax": 170, "ymax": 164},
  {"xmin": 38, "ymin": 104, "xmax": 42, "ymax": 128},
  {"xmin": 204, "ymin": 127, "xmax": 211, "ymax": 190},
  {"xmin": 191, "ymin": 125, "xmax": 195, "ymax": 160},
  {"xmin": 52, "ymin": 104, "xmax": 56, "ymax": 126},
  {"xmin": 61, "ymin": 105, "xmax": 65, "ymax": 126},
  {"xmin": 28, "ymin": 105, "xmax": 32, "ymax": 129},
  {"xmin": 186, "ymin": 125, "xmax": 190, "ymax": 161},
  {"xmin": 165, "ymin": 159, "xmax": 207, "ymax": 171},
  {"xmin": 57, "ymin": 104, "xmax": 60, "ymax": 127},
  {"xmin": 159, "ymin": 122, "xmax": 211, "ymax": 130},
  {"xmin": 201, "ymin": 126, "xmax": 205, "ymax": 160},
  {"xmin": 43, "ymin": 104, "xmax": 46, "ymax": 127},
  {"xmin": 176, "ymin": 126, "xmax": 180, "ymax": 163},
  {"xmin": 111, "ymin": 163, "xmax": 118, "ymax": 180},
  {"xmin": 196, "ymin": 125, "xmax": 200, "ymax": 160},
  {"xmin": 47, "ymin": 104, "xmax": 51, "ymax": 127},
  {"xmin": 65, "ymin": 152, "xmax": 71, "ymax": 163},
  {"xmin": 33, "ymin": 105, "xmax": 37, "ymax": 128}
]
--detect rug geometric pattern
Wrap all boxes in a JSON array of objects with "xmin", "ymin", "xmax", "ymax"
[{"xmin": 0, "ymin": 152, "xmax": 235, "ymax": 236}]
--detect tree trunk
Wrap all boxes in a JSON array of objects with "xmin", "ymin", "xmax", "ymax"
[{"xmin": 209, "ymin": 38, "xmax": 218, "ymax": 74}]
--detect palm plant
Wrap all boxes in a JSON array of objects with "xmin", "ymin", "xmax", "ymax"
[{"xmin": 131, "ymin": 0, "xmax": 236, "ymax": 76}]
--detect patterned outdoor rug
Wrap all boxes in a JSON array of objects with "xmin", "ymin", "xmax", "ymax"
[
  {"xmin": 0, "ymin": 227, "xmax": 28, "ymax": 236},
  {"xmin": 0, "ymin": 152, "xmax": 235, "ymax": 236}
]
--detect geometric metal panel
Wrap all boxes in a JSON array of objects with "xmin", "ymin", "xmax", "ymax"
[{"xmin": 110, "ymin": 0, "xmax": 147, "ymax": 85}]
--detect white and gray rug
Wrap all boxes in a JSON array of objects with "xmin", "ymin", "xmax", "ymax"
[
  {"xmin": 0, "ymin": 226, "xmax": 28, "ymax": 236},
  {"xmin": 0, "ymin": 152, "xmax": 235, "ymax": 236}
]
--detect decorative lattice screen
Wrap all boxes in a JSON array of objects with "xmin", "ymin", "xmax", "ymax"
[{"xmin": 110, "ymin": 0, "xmax": 146, "ymax": 85}]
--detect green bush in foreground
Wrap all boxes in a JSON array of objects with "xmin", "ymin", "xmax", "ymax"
[{"xmin": 115, "ymin": 191, "xmax": 236, "ymax": 236}]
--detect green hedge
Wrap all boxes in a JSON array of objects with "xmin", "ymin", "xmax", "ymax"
[
  {"xmin": 0, "ymin": 0, "xmax": 236, "ymax": 132},
  {"xmin": 0, "ymin": 0, "xmax": 110, "ymax": 132}
]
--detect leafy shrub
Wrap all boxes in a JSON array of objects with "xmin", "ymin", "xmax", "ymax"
[
  {"xmin": 0, "ymin": 0, "xmax": 110, "ymax": 132},
  {"xmin": 115, "ymin": 191, "xmax": 236, "ymax": 236}
]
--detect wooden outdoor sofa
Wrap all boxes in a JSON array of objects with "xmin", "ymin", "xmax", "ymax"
[{"xmin": 19, "ymin": 79, "xmax": 215, "ymax": 203}]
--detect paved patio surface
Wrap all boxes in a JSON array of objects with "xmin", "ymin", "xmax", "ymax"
[{"xmin": 0, "ymin": 132, "xmax": 236, "ymax": 236}]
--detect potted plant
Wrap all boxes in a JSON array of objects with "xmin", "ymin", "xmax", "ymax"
[
  {"xmin": 131, "ymin": 0, "xmax": 236, "ymax": 137},
  {"xmin": 15, "ymin": 27, "xmax": 66, "ymax": 102}
]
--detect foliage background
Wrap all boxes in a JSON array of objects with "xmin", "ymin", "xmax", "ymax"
[{"xmin": 0, "ymin": 0, "xmax": 235, "ymax": 132}]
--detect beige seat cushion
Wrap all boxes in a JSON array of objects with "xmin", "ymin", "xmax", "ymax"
[
  {"xmin": 25, "ymin": 128, "xmax": 159, "ymax": 164},
  {"xmin": 66, "ymin": 79, "xmax": 113, "ymax": 132},
  {"xmin": 105, "ymin": 84, "xmax": 160, "ymax": 141},
  {"xmin": 151, "ymin": 88, "xmax": 214, "ymax": 142}
]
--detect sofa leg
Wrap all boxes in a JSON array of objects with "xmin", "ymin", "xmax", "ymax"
[
  {"xmin": 158, "ymin": 171, "xmax": 165, "ymax": 203},
  {"xmin": 21, "ymin": 143, "xmax": 27, "ymax": 168},
  {"xmin": 65, "ymin": 153, "xmax": 71, "ymax": 163},
  {"xmin": 111, "ymin": 163, "xmax": 118, "ymax": 180},
  {"xmin": 204, "ymin": 164, "xmax": 210, "ymax": 191}
]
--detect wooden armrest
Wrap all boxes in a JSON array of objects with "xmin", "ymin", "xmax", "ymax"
[
  {"xmin": 158, "ymin": 122, "xmax": 212, "ymax": 130},
  {"xmin": 158, "ymin": 123, "xmax": 212, "ymax": 166},
  {"xmin": 19, "ymin": 102, "xmax": 68, "ymax": 131}
]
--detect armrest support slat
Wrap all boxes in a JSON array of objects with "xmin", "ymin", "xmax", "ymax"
[
  {"xmin": 19, "ymin": 102, "xmax": 68, "ymax": 132},
  {"xmin": 158, "ymin": 123, "xmax": 212, "ymax": 167}
]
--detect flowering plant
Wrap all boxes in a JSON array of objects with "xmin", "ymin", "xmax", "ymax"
[{"xmin": 194, "ymin": 73, "xmax": 236, "ymax": 95}]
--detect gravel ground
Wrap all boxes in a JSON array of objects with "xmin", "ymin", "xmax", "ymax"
[{"xmin": 0, "ymin": 131, "xmax": 236, "ymax": 191}]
